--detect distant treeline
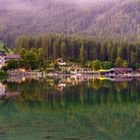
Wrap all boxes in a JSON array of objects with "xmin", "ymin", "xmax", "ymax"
[{"xmin": 14, "ymin": 34, "xmax": 140, "ymax": 68}]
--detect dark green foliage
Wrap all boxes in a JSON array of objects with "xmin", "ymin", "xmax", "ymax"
[
  {"xmin": 61, "ymin": 42, "xmax": 66, "ymax": 59},
  {"xmin": 7, "ymin": 60, "xmax": 19, "ymax": 70},
  {"xmin": 0, "ymin": 42, "xmax": 12, "ymax": 54},
  {"xmin": 15, "ymin": 34, "xmax": 140, "ymax": 68},
  {"xmin": 0, "ymin": 71, "xmax": 8, "ymax": 77},
  {"xmin": 80, "ymin": 45, "xmax": 86, "ymax": 65},
  {"xmin": 18, "ymin": 49, "xmax": 38, "ymax": 69},
  {"xmin": 91, "ymin": 60, "xmax": 102, "ymax": 71},
  {"xmin": 115, "ymin": 57, "xmax": 124, "ymax": 67},
  {"xmin": 102, "ymin": 61, "xmax": 112, "ymax": 69}
]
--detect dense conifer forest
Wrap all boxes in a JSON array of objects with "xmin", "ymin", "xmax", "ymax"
[
  {"xmin": 0, "ymin": 0, "xmax": 140, "ymax": 46},
  {"xmin": 1, "ymin": 0, "xmax": 140, "ymax": 69},
  {"xmin": 14, "ymin": 34, "xmax": 140, "ymax": 69}
]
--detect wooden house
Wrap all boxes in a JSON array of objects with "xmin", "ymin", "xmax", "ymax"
[{"xmin": 55, "ymin": 58, "xmax": 66, "ymax": 66}]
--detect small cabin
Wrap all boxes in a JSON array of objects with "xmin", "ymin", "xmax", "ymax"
[
  {"xmin": 110, "ymin": 68, "xmax": 133, "ymax": 74},
  {"xmin": 55, "ymin": 58, "xmax": 66, "ymax": 66}
]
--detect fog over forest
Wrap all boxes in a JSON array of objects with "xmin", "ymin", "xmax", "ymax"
[
  {"xmin": 0, "ymin": 0, "xmax": 121, "ymax": 10},
  {"xmin": 0, "ymin": 0, "xmax": 139, "ymax": 46}
]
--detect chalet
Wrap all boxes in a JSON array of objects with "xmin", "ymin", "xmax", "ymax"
[
  {"xmin": 0, "ymin": 53, "xmax": 21, "ymax": 69},
  {"xmin": 55, "ymin": 58, "xmax": 67, "ymax": 66},
  {"xmin": 67, "ymin": 67, "xmax": 93, "ymax": 74}
]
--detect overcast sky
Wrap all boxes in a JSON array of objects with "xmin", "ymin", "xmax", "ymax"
[
  {"xmin": 0, "ymin": 0, "xmax": 121, "ymax": 10},
  {"xmin": 0, "ymin": 0, "xmax": 120, "ymax": 5}
]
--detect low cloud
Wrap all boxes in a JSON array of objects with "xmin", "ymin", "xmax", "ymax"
[{"xmin": 0, "ymin": 0, "xmax": 121, "ymax": 10}]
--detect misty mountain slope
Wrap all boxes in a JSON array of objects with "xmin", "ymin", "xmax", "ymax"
[
  {"xmin": 90, "ymin": 0, "xmax": 140, "ymax": 40},
  {"xmin": 0, "ymin": 0, "xmax": 139, "ymax": 46}
]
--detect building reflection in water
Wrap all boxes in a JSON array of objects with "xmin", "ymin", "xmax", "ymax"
[
  {"xmin": 0, "ymin": 75, "xmax": 136, "ymax": 99},
  {"xmin": 0, "ymin": 83, "xmax": 6, "ymax": 98},
  {"xmin": 0, "ymin": 76, "xmax": 138, "ymax": 140},
  {"xmin": 0, "ymin": 81, "xmax": 21, "ymax": 100},
  {"xmin": 47, "ymin": 75, "xmax": 134, "ymax": 92}
]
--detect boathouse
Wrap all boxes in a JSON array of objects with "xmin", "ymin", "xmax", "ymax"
[
  {"xmin": 110, "ymin": 68, "xmax": 133, "ymax": 74},
  {"xmin": 98, "ymin": 68, "xmax": 133, "ymax": 75}
]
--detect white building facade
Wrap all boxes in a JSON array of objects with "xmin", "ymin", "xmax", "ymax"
[{"xmin": 0, "ymin": 51, "xmax": 21, "ymax": 69}]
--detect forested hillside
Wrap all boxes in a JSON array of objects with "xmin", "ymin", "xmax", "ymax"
[
  {"xmin": 0, "ymin": 0, "xmax": 140, "ymax": 47},
  {"xmin": 15, "ymin": 34, "xmax": 140, "ymax": 69}
]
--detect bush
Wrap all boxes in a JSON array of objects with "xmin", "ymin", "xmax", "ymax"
[
  {"xmin": 0, "ymin": 71, "xmax": 8, "ymax": 77},
  {"xmin": 102, "ymin": 61, "xmax": 112, "ymax": 69},
  {"xmin": 7, "ymin": 60, "xmax": 19, "ymax": 70}
]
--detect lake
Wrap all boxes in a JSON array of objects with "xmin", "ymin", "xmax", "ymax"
[{"xmin": 0, "ymin": 76, "xmax": 139, "ymax": 140}]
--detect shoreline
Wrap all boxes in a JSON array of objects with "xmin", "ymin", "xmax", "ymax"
[
  {"xmin": 6, "ymin": 71, "xmax": 140, "ymax": 78},
  {"xmin": 0, "ymin": 71, "xmax": 139, "ymax": 83}
]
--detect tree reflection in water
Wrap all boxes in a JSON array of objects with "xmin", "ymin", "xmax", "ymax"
[{"xmin": 0, "ymin": 76, "xmax": 139, "ymax": 140}]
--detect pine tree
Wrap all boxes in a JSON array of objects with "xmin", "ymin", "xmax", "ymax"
[
  {"xmin": 79, "ymin": 45, "xmax": 86, "ymax": 65},
  {"xmin": 61, "ymin": 42, "xmax": 66, "ymax": 59}
]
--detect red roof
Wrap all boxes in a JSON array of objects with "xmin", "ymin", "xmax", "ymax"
[{"xmin": 5, "ymin": 54, "xmax": 21, "ymax": 59}]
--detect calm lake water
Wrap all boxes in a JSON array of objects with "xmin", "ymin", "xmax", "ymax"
[{"xmin": 0, "ymin": 76, "xmax": 139, "ymax": 140}]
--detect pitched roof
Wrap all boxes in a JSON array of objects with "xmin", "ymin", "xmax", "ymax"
[{"xmin": 5, "ymin": 54, "xmax": 21, "ymax": 59}]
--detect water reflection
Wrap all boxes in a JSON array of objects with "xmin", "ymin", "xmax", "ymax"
[
  {"xmin": 0, "ymin": 76, "xmax": 139, "ymax": 104},
  {"xmin": 0, "ymin": 82, "xmax": 20, "ymax": 100},
  {"xmin": 0, "ymin": 76, "xmax": 139, "ymax": 140}
]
